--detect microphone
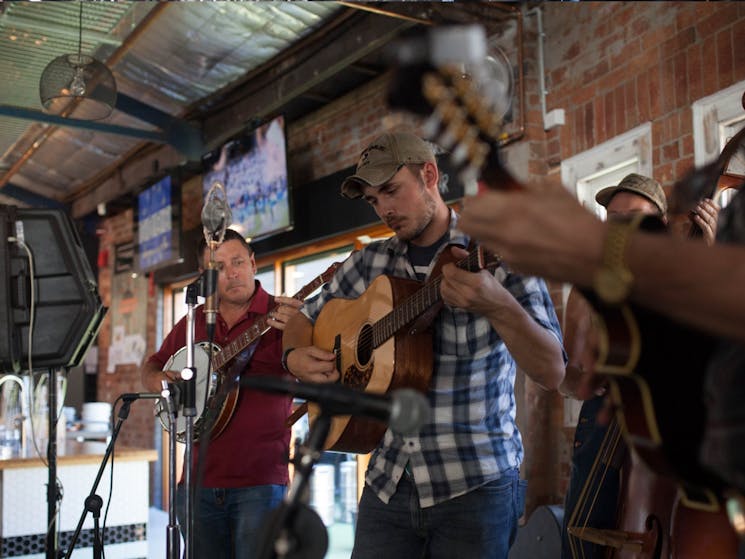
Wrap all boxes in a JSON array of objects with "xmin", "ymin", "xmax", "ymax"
[
  {"xmin": 242, "ymin": 375, "xmax": 430, "ymax": 436},
  {"xmin": 120, "ymin": 392, "xmax": 163, "ymax": 402},
  {"xmin": 201, "ymin": 181, "xmax": 232, "ymax": 341}
]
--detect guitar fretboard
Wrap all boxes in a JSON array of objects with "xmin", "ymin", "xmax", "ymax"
[{"xmin": 371, "ymin": 247, "xmax": 497, "ymax": 348}]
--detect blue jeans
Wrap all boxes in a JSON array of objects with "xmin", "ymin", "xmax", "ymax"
[
  {"xmin": 176, "ymin": 484, "xmax": 285, "ymax": 559},
  {"xmin": 351, "ymin": 469, "xmax": 526, "ymax": 559}
]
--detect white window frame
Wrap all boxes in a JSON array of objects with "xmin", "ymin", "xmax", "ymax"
[
  {"xmin": 692, "ymin": 79, "xmax": 745, "ymax": 167},
  {"xmin": 561, "ymin": 123, "xmax": 653, "ymax": 217}
]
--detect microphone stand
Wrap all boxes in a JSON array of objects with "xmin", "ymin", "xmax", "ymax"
[
  {"xmin": 64, "ymin": 397, "xmax": 136, "ymax": 559},
  {"xmin": 257, "ymin": 410, "xmax": 330, "ymax": 559},
  {"xmin": 179, "ymin": 280, "xmax": 200, "ymax": 559},
  {"xmin": 161, "ymin": 382, "xmax": 181, "ymax": 559},
  {"xmin": 45, "ymin": 367, "xmax": 61, "ymax": 559}
]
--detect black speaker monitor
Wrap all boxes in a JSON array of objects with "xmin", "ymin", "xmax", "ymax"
[{"xmin": 0, "ymin": 205, "xmax": 107, "ymax": 372}]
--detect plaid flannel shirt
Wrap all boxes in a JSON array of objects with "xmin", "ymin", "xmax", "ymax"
[{"xmin": 301, "ymin": 211, "xmax": 564, "ymax": 507}]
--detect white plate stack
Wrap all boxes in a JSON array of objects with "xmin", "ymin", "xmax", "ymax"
[{"xmin": 81, "ymin": 402, "xmax": 112, "ymax": 432}]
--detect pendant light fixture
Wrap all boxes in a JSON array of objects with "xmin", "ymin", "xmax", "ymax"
[{"xmin": 39, "ymin": 2, "xmax": 117, "ymax": 120}]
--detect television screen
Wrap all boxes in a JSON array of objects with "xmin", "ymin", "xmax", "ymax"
[
  {"xmin": 136, "ymin": 174, "xmax": 182, "ymax": 273},
  {"xmin": 202, "ymin": 115, "xmax": 292, "ymax": 242}
]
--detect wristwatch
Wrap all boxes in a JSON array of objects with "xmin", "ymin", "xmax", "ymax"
[
  {"xmin": 593, "ymin": 215, "xmax": 642, "ymax": 305},
  {"xmin": 281, "ymin": 347, "xmax": 295, "ymax": 372}
]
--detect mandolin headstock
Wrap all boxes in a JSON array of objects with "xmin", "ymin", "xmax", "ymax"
[{"xmin": 387, "ymin": 25, "xmax": 520, "ymax": 194}]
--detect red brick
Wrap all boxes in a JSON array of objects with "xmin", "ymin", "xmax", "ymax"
[
  {"xmin": 697, "ymin": 5, "xmax": 740, "ymax": 38},
  {"xmin": 604, "ymin": 90, "xmax": 615, "ymax": 138},
  {"xmin": 584, "ymin": 102, "xmax": 594, "ymax": 147},
  {"xmin": 614, "ymin": 85, "xmax": 626, "ymax": 137},
  {"xmin": 583, "ymin": 59, "xmax": 610, "ymax": 84},
  {"xmin": 648, "ymin": 68, "xmax": 661, "ymax": 116},
  {"xmin": 594, "ymin": 95, "xmax": 606, "ymax": 143},
  {"xmin": 734, "ymin": 23, "xmax": 745, "ymax": 83},
  {"xmin": 674, "ymin": 155, "xmax": 695, "ymax": 181},
  {"xmin": 673, "ymin": 53, "xmax": 688, "ymax": 108},
  {"xmin": 625, "ymin": 81, "xmax": 637, "ymax": 129},
  {"xmin": 716, "ymin": 28, "xmax": 734, "ymax": 90},
  {"xmin": 675, "ymin": 5, "xmax": 698, "ymax": 31},
  {"xmin": 660, "ymin": 26, "xmax": 696, "ymax": 61},
  {"xmin": 574, "ymin": 106, "xmax": 585, "ymax": 153},
  {"xmin": 681, "ymin": 134, "xmax": 694, "ymax": 158},
  {"xmin": 636, "ymin": 71, "xmax": 651, "ymax": 122},
  {"xmin": 571, "ymin": 84, "xmax": 597, "ymax": 106},
  {"xmin": 656, "ymin": 161, "xmax": 674, "ymax": 185},
  {"xmin": 687, "ymin": 43, "xmax": 704, "ymax": 103},
  {"xmin": 662, "ymin": 141, "xmax": 680, "ymax": 163},
  {"xmin": 659, "ymin": 57, "xmax": 676, "ymax": 114},
  {"xmin": 641, "ymin": 22, "xmax": 675, "ymax": 52}
]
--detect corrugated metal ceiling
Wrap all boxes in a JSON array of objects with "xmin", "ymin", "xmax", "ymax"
[{"xmin": 0, "ymin": 1, "xmax": 345, "ymax": 209}]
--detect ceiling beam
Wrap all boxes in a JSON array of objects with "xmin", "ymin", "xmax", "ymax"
[
  {"xmin": 114, "ymin": 92, "xmax": 203, "ymax": 159},
  {"xmin": 1, "ymin": 181, "xmax": 64, "ymax": 208},
  {"xmin": 0, "ymin": 104, "xmax": 167, "ymax": 143},
  {"xmin": 0, "ymin": 99, "xmax": 203, "ymax": 159},
  {"xmin": 202, "ymin": 11, "xmax": 417, "ymax": 151}
]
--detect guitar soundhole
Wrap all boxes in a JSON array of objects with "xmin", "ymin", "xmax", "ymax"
[{"xmin": 356, "ymin": 324, "xmax": 373, "ymax": 366}]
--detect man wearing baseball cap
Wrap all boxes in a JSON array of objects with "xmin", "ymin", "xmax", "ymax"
[{"xmin": 282, "ymin": 131, "xmax": 566, "ymax": 559}]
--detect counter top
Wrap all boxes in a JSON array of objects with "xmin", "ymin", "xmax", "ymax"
[{"xmin": 0, "ymin": 441, "xmax": 157, "ymax": 470}]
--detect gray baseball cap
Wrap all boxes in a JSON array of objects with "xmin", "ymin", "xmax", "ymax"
[{"xmin": 340, "ymin": 132, "xmax": 436, "ymax": 199}]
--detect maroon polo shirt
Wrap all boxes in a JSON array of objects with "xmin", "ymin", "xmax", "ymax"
[{"xmin": 148, "ymin": 283, "xmax": 291, "ymax": 488}]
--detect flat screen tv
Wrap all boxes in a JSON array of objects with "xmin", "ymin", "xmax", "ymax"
[
  {"xmin": 202, "ymin": 115, "xmax": 292, "ymax": 242},
  {"xmin": 136, "ymin": 174, "xmax": 183, "ymax": 273}
]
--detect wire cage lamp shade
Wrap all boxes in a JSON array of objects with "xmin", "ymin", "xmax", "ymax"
[
  {"xmin": 40, "ymin": 53, "xmax": 117, "ymax": 120},
  {"xmin": 39, "ymin": 3, "xmax": 117, "ymax": 121}
]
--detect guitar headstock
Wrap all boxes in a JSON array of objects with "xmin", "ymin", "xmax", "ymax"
[{"xmin": 387, "ymin": 25, "xmax": 516, "ymax": 194}]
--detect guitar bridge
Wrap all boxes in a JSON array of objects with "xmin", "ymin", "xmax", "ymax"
[{"xmin": 333, "ymin": 334, "xmax": 341, "ymax": 373}]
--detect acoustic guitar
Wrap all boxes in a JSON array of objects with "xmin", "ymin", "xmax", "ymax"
[
  {"xmin": 385, "ymin": 26, "xmax": 733, "ymax": 511},
  {"xmin": 310, "ymin": 246, "xmax": 499, "ymax": 453}
]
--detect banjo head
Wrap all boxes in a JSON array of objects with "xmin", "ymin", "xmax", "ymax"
[{"xmin": 156, "ymin": 341, "xmax": 222, "ymax": 442}]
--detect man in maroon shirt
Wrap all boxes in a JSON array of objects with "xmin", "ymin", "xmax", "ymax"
[{"xmin": 141, "ymin": 229, "xmax": 302, "ymax": 559}]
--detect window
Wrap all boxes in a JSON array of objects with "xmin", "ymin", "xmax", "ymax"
[
  {"xmin": 561, "ymin": 123, "xmax": 653, "ymax": 217},
  {"xmin": 282, "ymin": 246, "xmax": 353, "ymax": 297}
]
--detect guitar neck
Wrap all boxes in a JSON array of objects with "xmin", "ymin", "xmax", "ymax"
[{"xmin": 371, "ymin": 246, "xmax": 496, "ymax": 348}]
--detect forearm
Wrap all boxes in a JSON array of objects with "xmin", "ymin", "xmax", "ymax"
[
  {"xmin": 141, "ymin": 360, "xmax": 167, "ymax": 393},
  {"xmin": 626, "ymin": 233, "xmax": 745, "ymax": 342},
  {"xmin": 487, "ymin": 301, "xmax": 565, "ymax": 390}
]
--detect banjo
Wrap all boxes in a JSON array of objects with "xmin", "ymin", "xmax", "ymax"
[{"xmin": 156, "ymin": 262, "xmax": 340, "ymax": 442}]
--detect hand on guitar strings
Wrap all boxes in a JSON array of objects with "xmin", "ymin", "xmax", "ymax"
[
  {"xmin": 266, "ymin": 295, "xmax": 304, "ymax": 331},
  {"xmin": 284, "ymin": 346, "xmax": 340, "ymax": 384},
  {"xmin": 672, "ymin": 197, "xmax": 720, "ymax": 246},
  {"xmin": 440, "ymin": 246, "xmax": 513, "ymax": 318}
]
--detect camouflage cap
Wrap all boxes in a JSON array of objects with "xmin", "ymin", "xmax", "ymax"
[
  {"xmin": 340, "ymin": 132, "xmax": 436, "ymax": 199},
  {"xmin": 595, "ymin": 173, "xmax": 667, "ymax": 215}
]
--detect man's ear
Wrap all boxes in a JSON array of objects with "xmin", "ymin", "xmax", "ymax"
[{"xmin": 422, "ymin": 161, "xmax": 439, "ymax": 191}]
